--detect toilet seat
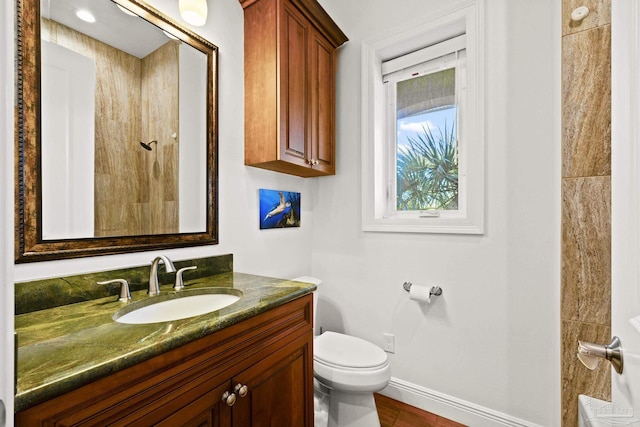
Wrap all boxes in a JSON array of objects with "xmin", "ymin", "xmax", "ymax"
[
  {"xmin": 314, "ymin": 332, "xmax": 391, "ymax": 392},
  {"xmin": 315, "ymin": 331, "xmax": 388, "ymax": 368}
]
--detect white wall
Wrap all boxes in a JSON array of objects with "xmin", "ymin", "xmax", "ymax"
[
  {"xmin": 13, "ymin": 0, "xmax": 316, "ymax": 283},
  {"xmin": 312, "ymin": 0, "xmax": 560, "ymax": 425},
  {"xmin": 3, "ymin": 0, "xmax": 561, "ymax": 425}
]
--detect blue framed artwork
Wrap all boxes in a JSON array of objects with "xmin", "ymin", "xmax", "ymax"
[{"xmin": 259, "ymin": 189, "xmax": 301, "ymax": 229}]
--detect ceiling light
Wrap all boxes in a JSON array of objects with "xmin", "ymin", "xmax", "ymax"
[
  {"xmin": 116, "ymin": 4, "xmax": 138, "ymax": 17},
  {"xmin": 76, "ymin": 9, "xmax": 96, "ymax": 23},
  {"xmin": 179, "ymin": 0, "xmax": 208, "ymax": 26}
]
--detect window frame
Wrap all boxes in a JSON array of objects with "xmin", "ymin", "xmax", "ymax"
[
  {"xmin": 384, "ymin": 43, "xmax": 466, "ymax": 219},
  {"xmin": 361, "ymin": 0, "xmax": 484, "ymax": 234}
]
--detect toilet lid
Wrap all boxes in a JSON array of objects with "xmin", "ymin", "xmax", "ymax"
[{"xmin": 314, "ymin": 331, "xmax": 388, "ymax": 369}]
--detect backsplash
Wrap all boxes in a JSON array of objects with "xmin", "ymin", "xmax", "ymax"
[{"xmin": 15, "ymin": 254, "xmax": 233, "ymax": 315}]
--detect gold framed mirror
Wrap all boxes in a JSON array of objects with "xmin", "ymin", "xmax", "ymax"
[{"xmin": 16, "ymin": 0, "xmax": 218, "ymax": 262}]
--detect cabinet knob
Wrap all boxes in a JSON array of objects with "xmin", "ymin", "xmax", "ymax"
[
  {"xmin": 307, "ymin": 159, "xmax": 319, "ymax": 166},
  {"xmin": 234, "ymin": 383, "xmax": 249, "ymax": 398},
  {"xmin": 221, "ymin": 391, "xmax": 236, "ymax": 406}
]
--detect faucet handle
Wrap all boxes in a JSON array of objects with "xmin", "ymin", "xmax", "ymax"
[
  {"xmin": 98, "ymin": 279, "xmax": 131, "ymax": 302},
  {"xmin": 174, "ymin": 266, "xmax": 197, "ymax": 291}
]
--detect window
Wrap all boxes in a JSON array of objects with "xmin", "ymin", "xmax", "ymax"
[
  {"xmin": 384, "ymin": 37, "xmax": 465, "ymax": 218},
  {"xmin": 361, "ymin": 1, "xmax": 484, "ymax": 234}
]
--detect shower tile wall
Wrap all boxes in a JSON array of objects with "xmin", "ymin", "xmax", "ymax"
[
  {"xmin": 40, "ymin": 20, "xmax": 179, "ymax": 236},
  {"xmin": 141, "ymin": 41, "xmax": 180, "ymax": 235},
  {"xmin": 561, "ymin": 0, "xmax": 611, "ymax": 425}
]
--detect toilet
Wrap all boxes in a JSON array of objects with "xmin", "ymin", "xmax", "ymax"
[{"xmin": 292, "ymin": 276, "xmax": 391, "ymax": 427}]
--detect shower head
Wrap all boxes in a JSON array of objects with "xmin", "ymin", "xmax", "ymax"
[{"xmin": 140, "ymin": 140, "xmax": 158, "ymax": 151}]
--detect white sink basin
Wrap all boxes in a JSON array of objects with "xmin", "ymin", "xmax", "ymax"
[{"xmin": 114, "ymin": 288, "xmax": 242, "ymax": 324}]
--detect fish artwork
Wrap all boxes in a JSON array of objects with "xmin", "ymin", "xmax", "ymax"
[
  {"xmin": 264, "ymin": 192, "xmax": 291, "ymax": 220},
  {"xmin": 259, "ymin": 189, "xmax": 301, "ymax": 229}
]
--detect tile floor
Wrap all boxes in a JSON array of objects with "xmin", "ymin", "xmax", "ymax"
[{"xmin": 375, "ymin": 394, "xmax": 467, "ymax": 427}]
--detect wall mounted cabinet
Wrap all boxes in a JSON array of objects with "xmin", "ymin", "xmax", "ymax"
[
  {"xmin": 240, "ymin": 0, "xmax": 348, "ymax": 177},
  {"xmin": 15, "ymin": 295, "xmax": 314, "ymax": 426}
]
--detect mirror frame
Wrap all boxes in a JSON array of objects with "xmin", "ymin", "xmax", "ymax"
[{"xmin": 15, "ymin": 0, "xmax": 219, "ymax": 262}]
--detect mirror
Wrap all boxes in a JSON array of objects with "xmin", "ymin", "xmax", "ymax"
[{"xmin": 16, "ymin": 0, "xmax": 218, "ymax": 262}]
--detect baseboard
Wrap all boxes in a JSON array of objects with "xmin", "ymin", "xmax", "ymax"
[{"xmin": 380, "ymin": 378, "xmax": 545, "ymax": 427}]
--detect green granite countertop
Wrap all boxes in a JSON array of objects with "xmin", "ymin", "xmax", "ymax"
[{"xmin": 15, "ymin": 271, "xmax": 315, "ymax": 412}]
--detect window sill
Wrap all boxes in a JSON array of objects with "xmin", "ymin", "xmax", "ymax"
[{"xmin": 362, "ymin": 216, "xmax": 484, "ymax": 235}]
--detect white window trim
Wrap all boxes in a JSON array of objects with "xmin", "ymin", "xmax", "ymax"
[
  {"xmin": 361, "ymin": 0, "xmax": 485, "ymax": 234},
  {"xmin": 384, "ymin": 46, "xmax": 466, "ymax": 220}
]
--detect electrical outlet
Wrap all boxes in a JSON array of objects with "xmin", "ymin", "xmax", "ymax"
[{"xmin": 383, "ymin": 333, "xmax": 395, "ymax": 353}]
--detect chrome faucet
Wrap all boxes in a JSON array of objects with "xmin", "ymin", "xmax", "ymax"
[{"xmin": 148, "ymin": 255, "xmax": 176, "ymax": 296}]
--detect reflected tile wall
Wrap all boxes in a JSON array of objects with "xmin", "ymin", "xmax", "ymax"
[
  {"xmin": 561, "ymin": 0, "xmax": 611, "ymax": 425},
  {"xmin": 42, "ymin": 19, "xmax": 180, "ymax": 237}
]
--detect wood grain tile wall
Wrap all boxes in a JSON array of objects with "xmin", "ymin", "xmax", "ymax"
[
  {"xmin": 41, "ymin": 20, "xmax": 179, "ymax": 236},
  {"xmin": 561, "ymin": 0, "xmax": 611, "ymax": 425},
  {"xmin": 141, "ymin": 41, "xmax": 180, "ymax": 235}
]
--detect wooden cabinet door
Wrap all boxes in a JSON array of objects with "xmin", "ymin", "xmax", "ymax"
[
  {"xmin": 230, "ymin": 332, "xmax": 313, "ymax": 427},
  {"xmin": 281, "ymin": 1, "xmax": 336, "ymax": 175},
  {"xmin": 241, "ymin": 0, "xmax": 346, "ymax": 177},
  {"xmin": 309, "ymin": 30, "xmax": 336, "ymax": 175},
  {"xmin": 280, "ymin": 2, "xmax": 310, "ymax": 168},
  {"xmin": 154, "ymin": 381, "xmax": 232, "ymax": 427}
]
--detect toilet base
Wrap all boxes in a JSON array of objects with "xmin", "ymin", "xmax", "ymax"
[
  {"xmin": 315, "ymin": 381, "xmax": 330, "ymax": 427},
  {"xmin": 327, "ymin": 389, "xmax": 381, "ymax": 427}
]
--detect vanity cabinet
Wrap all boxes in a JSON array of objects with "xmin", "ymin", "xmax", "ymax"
[
  {"xmin": 240, "ymin": 0, "xmax": 348, "ymax": 177},
  {"xmin": 15, "ymin": 295, "xmax": 314, "ymax": 427}
]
